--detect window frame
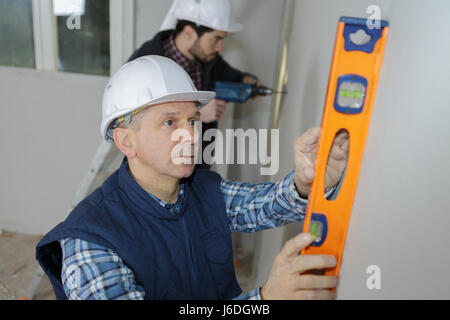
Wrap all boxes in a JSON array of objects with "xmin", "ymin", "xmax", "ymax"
[{"xmin": 30, "ymin": 0, "xmax": 135, "ymax": 75}]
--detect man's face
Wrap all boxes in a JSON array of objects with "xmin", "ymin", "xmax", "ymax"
[
  {"xmin": 130, "ymin": 101, "xmax": 201, "ymax": 180},
  {"xmin": 189, "ymin": 30, "xmax": 228, "ymax": 63}
]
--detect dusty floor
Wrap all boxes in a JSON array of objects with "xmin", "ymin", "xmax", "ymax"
[
  {"xmin": 0, "ymin": 230, "xmax": 55, "ymax": 300},
  {"xmin": 0, "ymin": 230, "xmax": 254, "ymax": 300}
]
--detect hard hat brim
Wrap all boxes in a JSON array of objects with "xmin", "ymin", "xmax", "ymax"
[
  {"xmin": 221, "ymin": 21, "xmax": 243, "ymax": 33},
  {"xmin": 141, "ymin": 90, "xmax": 215, "ymax": 109}
]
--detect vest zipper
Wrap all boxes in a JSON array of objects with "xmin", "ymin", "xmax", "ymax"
[{"xmin": 181, "ymin": 216, "xmax": 199, "ymax": 297}]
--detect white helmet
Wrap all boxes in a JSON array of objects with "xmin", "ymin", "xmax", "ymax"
[
  {"xmin": 101, "ymin": 55, "xmax": 215, "ymax": 142},
  {"xmin": 160, "ymin": 0, "xmax": 242, "ymax": 33}
]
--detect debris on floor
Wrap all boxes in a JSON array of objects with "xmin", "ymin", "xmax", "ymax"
[{"xmin": 0, "ymin": 231, "xmax": 55, "ymax": 300}]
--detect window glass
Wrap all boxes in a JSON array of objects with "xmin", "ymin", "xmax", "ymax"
[
  {"xmin": 0, "ymin": 0, "xmax": 35, "ymax": 68},
  {"xmin": 54, "ymin": 0, "xmax": 110, "ymax": 76}
]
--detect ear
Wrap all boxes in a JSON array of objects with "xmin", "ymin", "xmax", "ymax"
[
  {"xmin": 113, "ymin": 127, "xmax": 137, "ymax": 159},
  {"xmin": 183, "ymin": 25, "xmax": 198, "ymax": 40}
]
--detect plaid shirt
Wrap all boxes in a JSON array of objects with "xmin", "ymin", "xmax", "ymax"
[
  {"xmin": 59, "ymin": 171, "xmax": 335, "ymax": 300},
  {"xmin": 163, "ymin": 34, "xmax": 203, "ymax": 89}
]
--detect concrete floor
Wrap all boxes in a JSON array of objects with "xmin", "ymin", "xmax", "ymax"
[
  {"xmin": 0, "ymin": 230, "xmax": 254, "ymax": 300},
  {"xmin": 0, "ymin": 231, "xmax": 55, "ymax": 300}
]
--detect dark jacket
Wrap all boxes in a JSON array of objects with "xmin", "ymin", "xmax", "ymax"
[
  {"xmin": 36, "ymin": 159, "xmax": 242, "ymax": 299},
  {"xmin": 128, "ymin": 30, "xmax": 246, "ymax": 91}
]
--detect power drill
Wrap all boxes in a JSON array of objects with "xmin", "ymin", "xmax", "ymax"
[{"xmin": 212, "ymin": 81, "xmax": 287, "ymax": 103}]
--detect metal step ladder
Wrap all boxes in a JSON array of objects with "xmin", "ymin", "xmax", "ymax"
[{"xmin": 20, "ymin": 141, "xmax": 123, "ymax": 299}]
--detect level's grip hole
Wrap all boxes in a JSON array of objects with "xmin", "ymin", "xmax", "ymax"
[{"xmin": 324, "ymin": 128, "xmax": 349, "ymax": 201}]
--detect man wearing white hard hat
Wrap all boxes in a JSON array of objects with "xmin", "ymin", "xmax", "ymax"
[
  {"xmin": 36, "ymin": 56, "xmax": 348, "ymax": 300},
  {"xmin": 129, "ymin": 0, "xmax": 262, "ymax": 169}
]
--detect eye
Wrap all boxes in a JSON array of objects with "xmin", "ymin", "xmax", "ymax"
[
  {"xmin": 163, "ymin": 119, "xmax": 173, "ymax": 126},
  {"xmin": 189, "ymin": 119, "xmax": 197, "ymax": 126}
]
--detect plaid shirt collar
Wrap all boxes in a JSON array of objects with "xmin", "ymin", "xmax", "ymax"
[
  {"xmin": 147, "ymin": 183, "xmax": 185, "ymax": 216},
  {"xmin": 163, "ymin": 34, "xmax": 202, "ymax": 89}
]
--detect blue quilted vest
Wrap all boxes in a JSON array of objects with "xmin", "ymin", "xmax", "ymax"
[{"xmin": 36, "ymin": 160, "xmax": 242, "ymax": 300}]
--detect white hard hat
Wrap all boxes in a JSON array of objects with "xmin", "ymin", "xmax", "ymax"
[
  {"xmin": 160, "ymin": 0, "xmax": 242, "ymax": 33},
  {"xmin": 101, "ymin": 55, "xmax": 215, "ymax": 142}
]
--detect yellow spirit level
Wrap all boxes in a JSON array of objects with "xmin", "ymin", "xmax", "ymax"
[{"xmin": 301, "ymin": 17, "xmax": 388, "ymax": 279}]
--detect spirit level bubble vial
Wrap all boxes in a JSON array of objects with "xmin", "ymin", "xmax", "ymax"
[{"xmin": 301, "ymin": 17, "xmax": 388, "ymax": 280}]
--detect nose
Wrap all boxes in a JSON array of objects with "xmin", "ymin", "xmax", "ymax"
[
  {"xmin": 192, "ymin": 123, "xmax": 200, "ymax": 145},
  {"xmin": 215, "ymin": 40, "xmax": 223, "ymax": 53},
  {"xmin": 180, "ymin": 122, "xmax": 199, "ymax": 145}
]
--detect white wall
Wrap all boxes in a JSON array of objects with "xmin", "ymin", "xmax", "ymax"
[
  {"xmin": 0, "ymin": 67, "xmax": 107, "ymax": 235},
  {"xmin": 337, "ymin": 0, "xmax": 450, "ymax": 299},
  {"xmin": 134, "ymin": 0, "xmax": 172, "ymax": 49},
  {"xmin": 261, "ymin": 0, "xmax": 450, "ymax": 299}
]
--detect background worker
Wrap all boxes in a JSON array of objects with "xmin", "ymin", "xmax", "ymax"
[
  {"xmin": 36, "ymin": 56, "xmax": 348, "ymax": 300},
  {"xmin": 128, "ymin": 0, "xmax": 263, "ymax": 168}
]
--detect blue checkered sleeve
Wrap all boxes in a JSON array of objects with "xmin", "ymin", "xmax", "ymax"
[
  {"xmin": 59, "ymin": 238, "xmax": 145, "ymax": 300},
  {"xmin": 221, "ymin": 170, "xmax": 307, "ymax": 233}
]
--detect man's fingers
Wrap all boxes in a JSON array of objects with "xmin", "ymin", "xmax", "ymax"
[
  {"xmin": 334, "ymin": 130, "xmax": 349, "ymax": 145},
  {"xmin": 215, "ymin": 101, "xmax": 226, "ymax": 117},
  {"xmin": 341, "ymin": 137, "xmax": 349, "ymax": 154},
  {"xmin": 294, "ymin": 275, "xmax": 338, "ymax": 290},
  {"xmin": 216, "ymin": 99, "xmax": 227, "ymax": 107},
  {"xmin": 278, "ymin": 233, "xmax": 313, "ymax": 262},
  {"xmin": 216, "ymin": 109, "xmax": 224, "ymax": 118},
  {"xmin": 296, "ymin": 127, "xmax": 320, "ymax": 147},
  {"xmin": 334, "ymin": 129, "xmax": 349, "ymax": 144},
  {"xmin": 290, "ymin": 254, "xmax": 337, "ymax": 274},
  {"xmin": 329, "ymin": 144, "xmax": 347, "ymax": 161},
  {"xmin": 209, "ymin": 100, "xmax": 226, "ymax": 120}
]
